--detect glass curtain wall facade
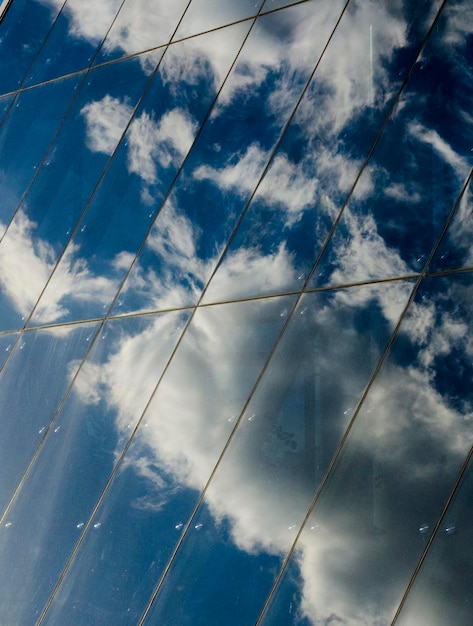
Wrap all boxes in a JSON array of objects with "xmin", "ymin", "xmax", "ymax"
[{"xmin": 0, "ymin": 0, "xmax": 472, "ymax": 624}]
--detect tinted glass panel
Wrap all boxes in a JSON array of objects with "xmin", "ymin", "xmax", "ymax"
[
  {"xmin": 259, "ymin": 271, "xmax": 473, "ymax": 626},
  {"xmin": 395, "ymin": 452, "xmax": 473, "ymax": 626},
  {"xmin": 30, "ymin": 22, "xmax": 249, "ymax": 325},
  {"xmin": 0, "ymin": 309, "xmax": 190, "ymax": 624},
  {"xmin": 0, "ymin": 74, "xmax": 81, "ymax": 232},
  {"xmin": 38, "ymin": 296, "xmax": 292, "ymax": 624},
  {"xmin": 429, "ymin": 175, "xmax": 473, "ymax": 273},
  {"xmin": 0, "ymin": 0, "xmax": 62, "ymax": 94},
  {"xmin": 94, "ymin": 0, "xmax": 190, "ymax": 65},
  {"xmin": 24, "ymin": 0, "xmax": 123, "ymax": 86},
  {"xmin": 175, "ymin": 0, "xmax": 263, "ymax": 38},
  {"xmin": 113, "ymin": 0, "xmax": 347, "ymax": 315},
  {"xmin": 0, "ymin": 55, "xmax": 153, "ymax": 331},
  {"xmin": 312, "ymin": 0, "xmax": 473, "ymax": 288},
  {"xmin": 0, "ymin": 322, "xmax": 99, "ymax": 514},
  {"xmin": 141, "ymin": 281, "xmax": 414, "ymax": 625},
  {"xmin": 203, "ymin": 0, "xmax": 443, "ymax": 303}
]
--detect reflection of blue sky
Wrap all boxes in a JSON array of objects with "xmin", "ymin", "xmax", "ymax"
[
  {"xmin": 0, "ymin": 54, "xmax": 153, "ymax": 330},
  {"xmin": 0, "ymin": 0, "xmax": 62, "ymax": 93},
  {"xmin": 35, "ymin": 281, "xmax": 413, "ymax": 624},
  {"xmin": 0, "ymin": 1, "xmax": 472, "ymax": 624}
]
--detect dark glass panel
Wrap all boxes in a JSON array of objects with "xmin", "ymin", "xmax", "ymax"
[
  {"xmin": 174, "ymin": 0, "xmax": 263, "ymax": 39},
  {"xmin": 395, "ymin": 453, "xmax": 473, "ymax": 626},
  {"xmin": 0, "ymin": 0, "xmax": 62, "ymax": 95},
  {"xmin": 40, "ymin": 296, "xmax": 294, "ymax": 625},
  {"xmin": 141, "ymin": 281, "xmax": 414, "ymax": 625},
  {"xmin": 0, "ymin": 54, "xmax": 153, "ymax": 331},
  {"xmin": 113, "ymin": 0, "xmax": 347, "ymax": 315},
  {"xmin": 429, "ymin": 175, "xmax": 473, "ymax": 273},
  {"xmin": 24, "ymin": 0, "xmax": 124, "ymax": 86},
  {"xmin": 259, "ymin": 272, "xmax": 473, "ymax": 626},
  {"xmin": 0, "ymin": 321, "xmax": 99, "ymax": 514},
  {"xmin": 312, "ymin": 0, "xmax": 473, "ymax": 288},
  {"xmin": 0, "ymin": 74, "xmax": 81, "ymax": 231},
  {"xmin": 0, "ymin": 309, "xmax": 190, "ymax": 624},
  {"xmin": 94, "ymin": 0, "xmax": 190, "ymax": 65},
  {"xmin": 203, "ymin": 0, "xmax": 442, "ymax": 303},
  {"xmin": 30, "ymin": 23, "xmax": 249, "ymax": 325}
]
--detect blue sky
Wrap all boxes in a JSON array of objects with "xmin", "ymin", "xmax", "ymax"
[{"xmin": 0, "ymin": 0, "xmax": 472, "ymax": 624}]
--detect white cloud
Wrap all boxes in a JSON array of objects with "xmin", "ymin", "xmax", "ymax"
[
  {"xmin": 202, "ymin": 243, "xmax": 297, "ymax": 303},
  {"xmin": 0, "ymin": 209, "xmax": 125, "ymax": 325},
  {"xmin": 384, "ymin": 182, "xmax": 421, "ymax": 204},
  {"xmin": 81, "ymin": 95, "xmax": 134, "ymax": 155},
  {"xmin": 0, "ymin": 211, "xmax": 56, "ymax": 317},
  {"xmin": 409, "ymin": 122, "xmax": 470, "ymax": 181},
  {"xmin": 127, "ymin": 108, "xmax": 197, "ymax": 188},
  {"xmin": 325, "ymin": 209, "xmax": 411, "ymax": 284},
  {"xmin": 194, "ymin": 143, "xmax": 269, "ymax": 194}
]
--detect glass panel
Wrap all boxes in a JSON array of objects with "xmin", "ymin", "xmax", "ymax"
[
  {"xmin": 113, "ymin": 0, "xmax": 347, "ymax": 316},
  {"xmin": 0, "ymin": 331, "xmax": 19, "ymax": 370},
  {"xmin": 25, "ymin": 0, "xmax": 124, "ymax": 86},
  {"xmin": 0, "ymin": 321, "xmax": 99, "ymax": 514},
  {"xmin": 0, "ymin": 54, "xmax": 154, "ymax": 332},
  {"xmin": 0, "ymin": 0, "xmax": 63, "ymax": 95},
  {"xmin": 259, "ymin": 271, "xmax": 473, "ymax": 626},
  {"xmin": 0, "ymin": 74, "xmax": 81, "ymax": 231},
  {"xmin": 395, "ymin": 452, "xmax": 473, "ymax": 626},
  {"xmin": 311, "ymin": 0, "xmax": 473, "ymax": 288},
  {"xmin": 429, "ymin": 175, "xmax": 473, "ymax": 273},
  {"xmin": 262, "ymin": 0, "xmax": 310, "ymax": 10},
  {"xmin": 174, "ymin": 0, "xmax": 263, "ymax": 39},
  {"xmin": 141, "ymin": 281, "xmax": 414, "ymax": 625},
  {"xmin": 0, "ymin": 309, "xmax": 190, "ymax": 624},
  {"xmin": 202, "ymin": 0, "xmax": 445, "ymax": 304},
  {"xmin": 94, "ymin": 0, "xmax": 190, "ymax": 65},
  {"xmin": 40, "ymin": 296, "xmax": 294, "ymax": 625},
  {"xmin": 30, "ymin": 22, "xmax": 249, "ymax": 325},
  {"xmin": 0, "ymin": 93, "xmax": 14, "ymax": 126}
]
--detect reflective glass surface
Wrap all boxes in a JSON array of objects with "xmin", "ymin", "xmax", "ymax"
[
  {"xmin": 0, "ymin": 310, "xmax": 189, "ymax": 624},
  {"xmin": 311, "ymin": 0, "xmax": 473, "ymax": 288},
  {"xmin": 429, "ymin": 174, "xmax": 473, "ymax": 273},
  {"xmin": 0, "ymin": 0, "xmax": 62, "ymax": 94},
  {"xmin": 113, "ymin": 0, "xmax": 347, "ymax": 315},
  {"xmin": 0, "ymin": 1, "xmax": 472, "ymax": 624},
  {"xmin": 174, "ymin": 0, "xmax": 263, "ymax": 39},
  {"xmin": 38, "ymin": 296, "xmax": 292, "ymax": 624},
  {"xmin": 0, "ymin": 322, "xmax": 99, "ymax": 514},
  {"xmin": 203, "ymin": 0, "xmax": 444, "ymax": 303},
  {"xmin": 394, "ymin": 451, "xmax": 473, "ymax": 626},
  {"xmin": 0, "ymin": 74, "xmax": 81, "ymax": 232},
  {"xmin": 141, "ymin": 281, "xmax": 414, "ymax": 625},
  {"xmin": 94, "ymin": 0, "xmax": 190, "ymax": 65},
  {"xmin": 31, "ymin": 22, "xmax": 250, "ymax": 325},
  {"xmin": 24, "ymin": 0, "xmax": 124, "ymax": 86},
  {"xmin": 259, "ymin": 271, "xmax": 473, "ymax": 626},
  {"xmin": 0, "ymin": 54, "xmax": 153, "ymax": 331}
]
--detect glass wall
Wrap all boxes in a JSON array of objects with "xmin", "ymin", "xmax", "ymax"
[{"xmin": 0, "ymin": 0, "xmax": 472, "ymax": 624}]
